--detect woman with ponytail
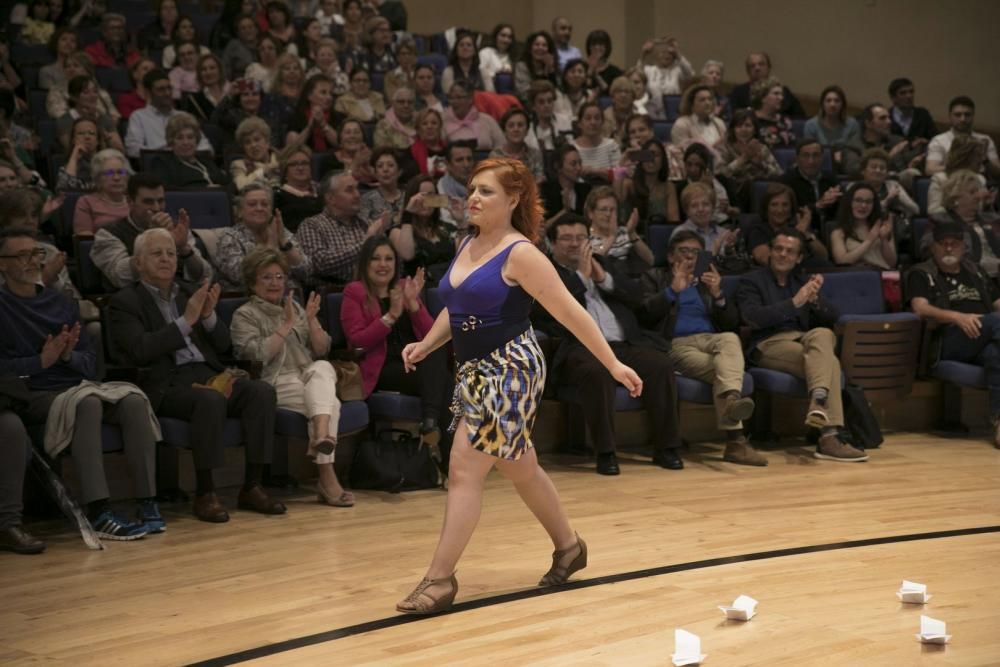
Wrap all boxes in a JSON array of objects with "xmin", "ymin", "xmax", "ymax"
[{"xmin": 395, "ymin": 158, "xmax": 643, "ymax": 615}]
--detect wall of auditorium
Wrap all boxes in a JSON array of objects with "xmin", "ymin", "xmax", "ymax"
[{"xmin": 409, "ymin": 0, "xmax": 999, "ymax": 132}]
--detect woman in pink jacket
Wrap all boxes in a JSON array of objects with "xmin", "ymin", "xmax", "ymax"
[{"xmin": 340, "ymin": 235, "xmax": 453, "ymax": 445}]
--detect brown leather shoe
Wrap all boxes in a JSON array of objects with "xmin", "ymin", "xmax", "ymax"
[
  {"xmin": 193, "ymin": 493, "xmax": 230, "ymax": 523},
  {"xmin": 722, "ymin": 395, "xmax": 755, "ymax": 423},
  {"xmin": 237, "ymin": 483, "xmax": 287, "ymax": 515},
  {"xmin": 723, "ymin": 437, "xmax": 768, "ymax": 466},
  {"xmin": 396, "ymin": 573, "xmax": 458, "ymax": 615},
  {"xmin": 0, "ymin": 525, "xmax": 46, "ymax": 554},
  {"xmin": 539, "ymin": 533, "xmax": 588, "ymax": 586}
]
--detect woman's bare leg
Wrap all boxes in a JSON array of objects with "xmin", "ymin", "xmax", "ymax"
[{"xmin": 494, "ymin": 448, "xmax": 575, "ymax": 551}]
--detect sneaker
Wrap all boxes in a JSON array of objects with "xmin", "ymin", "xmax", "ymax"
[
  {"xmin": 805, "ymin": 397, "xmax": 829, "ymax": 429},
  {"xmin": 722, "ymin": 437, "xmax": 768, "ymax": 466},
  {"xmin": 91, "ymin": 510, "xmax": 149, "ymax": 541},
  {"xmin": 814, "ymin": 434, "xmax": 869, "ymax": 462},
  {"xmin": 137, "ymin": 500, "xmax": 166, "ymax": 534}
]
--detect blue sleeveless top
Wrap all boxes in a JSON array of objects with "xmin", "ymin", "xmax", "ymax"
[{"xmin": 438, "ymin": 237, "xmax": 535, "ymax": 363}]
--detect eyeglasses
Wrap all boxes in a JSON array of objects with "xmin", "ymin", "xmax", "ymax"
[
  {"xmin": 101, "ymin": 168, "xmax": 128, "ymax": 177},
  {"xmin": 259, "ymin": 273, "xmax": 285, "ymax": 283},
  {"xmin": 556, "ymin": 234, "xmax": 588, "ymax": 243},
  {"xmin": 0, "ymin": 249, "xmax": 46, "ymax": 263}
]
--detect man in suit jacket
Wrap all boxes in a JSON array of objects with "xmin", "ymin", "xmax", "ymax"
[
  {"xmin": 534, "ymin": 215, "xmax": 682, "ymax": 475},
  {"xmin": 737, "ymin": 229, "xmax": 868, "ymax": 462},
  {"xmin": 781, "ymin": 138, "xmax": 842, "ymax": 225},
  {"xmin": 108, "ymin": 228, "xmax": 286, "ymax": 523}
]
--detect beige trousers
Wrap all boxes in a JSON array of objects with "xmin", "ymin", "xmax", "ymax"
[
  {"xmin": 754, "ymin": 328, "xmax": 844, "ymax": 427},
  {"xmin": 669, "ymin": 332, "xmax": 748, "ymax": 430},
  {"xmin": 274, "ymin": 361, "xmax": 341, "ymax": 464}
]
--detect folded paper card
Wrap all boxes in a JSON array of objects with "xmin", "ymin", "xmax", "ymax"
[
  {"xmin": 718, "ymin": 594, "xmax": 758, "ymax": 621},
  {"xmin": 897, "ymin": 580, "xmax": 931, "ymax": 604},
  {"xmin": 671, "ymin": 628, "xmax": 706, "ymax": 666},
  {"xmin": 915, "ymin": 615, "xmax": 951, "ymax": 644}
]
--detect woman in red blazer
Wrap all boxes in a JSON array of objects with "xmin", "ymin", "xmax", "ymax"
[{"xmin": 340, "ymin": 235, "xmax": 453, "ymax": 440}]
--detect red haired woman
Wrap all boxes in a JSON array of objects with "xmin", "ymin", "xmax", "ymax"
[{"xmin": 395, "ymin": 158, "xmax": 643, "ymax": 614}]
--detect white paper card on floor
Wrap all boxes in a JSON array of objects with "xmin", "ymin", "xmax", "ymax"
[
  {"xmin": 896, "ymin": 580, "xmax": 931, "ymax": 604},
  {"xmin": 718, "ymin": 594, "xmax": 757, "ymax": 621},
  {"xmin": 915, "ymin": 615, "xmax": 951, "ymax": 644},
  {"xmin": 671, "ymin": 628, "xmax": 706, "ymax": 666}
]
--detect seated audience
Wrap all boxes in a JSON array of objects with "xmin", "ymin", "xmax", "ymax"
[
  {"xmin": 390, "ymin": 175, "xmax": 462, "ymax": 285},
  {"xmin": 216, "ymin": 183, "xmax": 310, "ymax": 291},
  {"xmin": 274, "ymin": 145, "xmax": 323, "ymax": 233},
  {"xmin": 927, "ymin": 135, "xmax": 992, "ymax": 216},
  {"xmin": 332, "ymin": 0, "xmax": 364, "ymax": 51},
  {"xmin": 108, "ymin": 228, "xmax": 286, "ymax": 523},
  {"xmin": 525, "ymin": 80, "xmax": 572, "ymax": 152},
  {"xmin": 55, "ymin": 75, "xmax": 124, "ymax": 153},
  {"xmin": 46, "ymin": 51, "xmax": 110, "ymax": 119},
  {"xmin": 0, "ymin": 228, "xmax": 160, "ymax": 540},
  {"xmin": 341, "ymin": 236, "xmax": 451, "ymax": 440},
  {"xmin": 921, "ymin": 170, "xmax": 1000, "ymax": 276},
  {"xmin": 72, "ymin": 148, "xmax": 131, "ymax": 235},
  {"xmin": 676, "ymin": 143, "xmax": 734, "ymax": 222},
  {"xmin": 297, "ymin": 171, "xmax": 389, "ymax": 286},
  {"xmin": 115, "ymin": 58, "xmax": 157, "ymax": 120},
  {"xmin": 639, "ymin": 230, "xmax": 765, "ymax": 465},
  {"xmin": 38, "ymin": 27, "xmax": 79, "ymax": 90},
  {"xmin": 150, "ymin": 112, "xmax": 228, "ymax": 189},
  {"xmin": 285, "ymin": 74, "xmax": 339, "ymax": 152},
  {"xmin": 125, "ymin": 69, "xmax": 213, "ymax": 158},
  {"xmin": 554, "ymin": 58, "xmax": 595, "ymax": 119},
  {"xmin": 443, "ymin": 82, "xmax": 504, "ymax": 150},
  {"xmin": 602, "ymin": 76, "xmax": 635, "ymax": 144},
  {"xmin": 383, "ymin": 39, "xmax": 417, "ymax": 100},
  {"xmin": 625, "ymin": 66, "xmax": 651, "ymax": 116},
  {"xmin": 926, "ymin": 96, "xmax": 1000, "ymax": 179},
  {"xmin": 222, "ymin": 14, "xmax": 260, "ymax": 81},
  {"xmin": 413, "ymin": 64, "xmax": 444, "ymax": 114},
  {"xmin": 0, "ymin": 410, "xmax": 43, "ymax": 554},
  {"xmin": 84, "ymin": 13, "xmax": 140, "ymax": 68},
  {"xmin": 334, "ymin": 68, "xmax": 386, "ymax": 123},
  {"xmin": 803, "ymin": 85, "xmax": 862, "ymax": 175},
  {"xmin": 637, "ymin": 37, "xmax": 693, "ymax": 119},
  {"xmin": 675, "ymin": 182, "xmax": 739, "ymax": 259},
  {"xmin": 373, "ymin": 87, "xmax": 417, "ymax": 150},
  {"xmin": 716, "ymin": 109, "xmax": 782, "ymax": 211},
  {"xmin": 859, "ymin": 148, "xmax": 919, "ymax": 218},
  {"xmin": 728, "ymin": 52, "xmax": 805, "ymax": 118},
  {"xmin": 887, "ymin": 77, "xmax": 937, "ymax": 145},
  {"xmin": 737, "ymin": 229, "xmax": 868, "ymax": 462},
  {"xmin": 490, "ymin": 108, "xmax": 546, "ymax": 183},
  {"xmin": 571, "ymin": 102, "xmax": 623, "ymax": 182},
  {"xmin": 91, "ymin": 174, "xmax": 213, "ymax": 289},
  {"xmin": 624, "ymin": 140, "xmax": 679, "ymax": 224},
  {"xmin": 168, "ymin": 40, "xmax": 201, "ymax": 99},
  {"xmin": 269, "ymin": 53, "xmax": 307, "ymax": 120},
  {"xmin": 56, "ymin": 117, "xmax": 111, "ymax": 192},
  {"xmin": 230, "ymin": 117, "xmax": 282, "ymax": 190},
  {"xmin": 535, "ymin": 214, "xmax": 683, "ymax": 474},
  {"xmin": 584, "ymin": 186, "xmax": 653, "ymax": 276},
  {"xmin": 318, "ymin": 118, "xmax": 374, "ymax": 181},
  {"xmin": 699, "ymin": 59, "xmax": 730, "ymax": 120},
  {"xmin": 306, "ymin": 38, "xmax": 349, "ymax": 96},
  {"xmin": 829, "ymin": 182, "xmax": 897, "ymax": 269},
  {"xmin": 858, "ymin": 103, "xmax": 923, "ymax": 181},
  {"xmin": 360, "ymin": 147, "xmax": 405, "ymax": 223},
  {"xmin": 747, "ymin": 183, "xmax": 830, "ymax": 269},
  {"xmin": 552, "ymin": 16, "xmax": 581, "ymax": 69},
  {"xmin": 297, "ymin": 17, "xmax": 324, "ymax": 67},
  {"xmin": 781, "ymin": 138, "xmax": 841, "ymax": 224},
  {"xmin": 907, "ymin": 220, "xmax": 1000, "ymax": 449},
  {"xmin": 348, "ymin": 15, "xmax": 395, "ymax": 74},
  {"xmin": 479, "ymin": 24, "xmax": 515, "ymax": 93},
  {"xmin": 437, "ymin": 142, "xmax": 474, "ymax": 225},
  {"xmin": 514, "ymin": 31, "xmax": 559, "ymax": 100},
  {"xmin": 541, "ymin": 144, "xmax": 591, "ymax": 220},
  {"xmin": 670, "ymin": 84, "xmax": 726, "ymax": 154},
  {"xmin": 409, "ymin": 108, "xmax": 447, "ymax": 177},
  {"xmin": 230, "ymin": 248, "xmax": 355, "ymax": 506},
  {"xmin": 751, "ymin": 76, "xmax": 796, "ymax": 148},
  {"xmin": 181, "ymin": 54, "xmax": 229, "ymax": 122},
  {"xmin": 441, "ymin": 30, "xmax": 484, "ymax": 93},
  {"xmin": 211, "ymin": 78, "xmax": 269, "ymax": 144},
  {"xmin": 138, "ymin": 0, "xmax": 180, "ymax": 55},
  {"xmin": 161, "ymin": 16, "xmax": 211, "ymax": 69},
  {"xmin": 624, "ymin": 114, "xmax": 683, "ymax": 180},
  {"xmin": 584, "ymin": 29, "xmax": 623, "ymax": 96},
  {"xmin": 264, "ymin": 0, "xmax": 299, "ymax": 52}
]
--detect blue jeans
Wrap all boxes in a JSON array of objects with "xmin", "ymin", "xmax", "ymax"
[{"xmin": 940, "ymin": 312, "xmax": 1000, "ymax": 414}]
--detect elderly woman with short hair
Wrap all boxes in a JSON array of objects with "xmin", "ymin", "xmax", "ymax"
[
  {"xmin": 752, "ymin": 76, "xmax": 795, "ymax": 148},
  {"xmin": 152, "ymin": 111, "xmax": 228, "ymax": 188},
  {"xmin": 373, "ymin": 87, "xmax": 417, "ymax": 150},
  {"xmin": 670, "ymin": 83, "xmax": 727, "ymax": 154},
  {"xmin": 216, "ymin": 182, "xmax": 311, "ymax": 291},
  {"xmin": 230, "ymin": 116, "xmax": 282, "ymax": 190},
  {"xmin": 55, "ymin": 75, "xmax": 124, "ymax": 153},
  {"xmin": 230, "ymin": 246, "xmax": 354, "ymax": 507},
  {"xmin": 922, "ymin": 169, "xmax": 1000, "ymax": 274},
  {"xmin": 72, "ymin": 148, "xmax": 132, "ymax": 235},
  {"xmin": 602, "ymin": 76, "xmax": 634, "ymax": 144}
]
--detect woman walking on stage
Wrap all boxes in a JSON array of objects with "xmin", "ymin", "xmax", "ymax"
[{"xmin": 396, "ymin": 158, "xmax": 643, "ymax": 614}]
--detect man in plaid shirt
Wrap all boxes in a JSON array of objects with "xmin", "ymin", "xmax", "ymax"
[{"xmin": 295, "ymin": 171, "xmax": 390, "ymax": 287}]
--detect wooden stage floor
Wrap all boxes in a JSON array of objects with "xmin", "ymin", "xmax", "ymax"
[{"xmin": 2, "ymin": 432, "xmax": 999, "ymax": 666}]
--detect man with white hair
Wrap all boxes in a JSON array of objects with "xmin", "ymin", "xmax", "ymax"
[
  {"xmin": 108, "ymin": 228, "xmax": 286, "ymax": 523},
  {"xmin": 295, "ymin": 170, "xmax": 390, "ymax": 286}
]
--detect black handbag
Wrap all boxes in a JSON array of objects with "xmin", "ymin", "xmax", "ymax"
[
  {"xmin": 350, "ymin": 429, "xmax": 441, "ymax": 492},
  {"xmin": 842, "ymin": 384, "xmax": 883, "ymax": 449}
]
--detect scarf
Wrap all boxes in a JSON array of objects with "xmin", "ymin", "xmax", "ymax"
[{"xmin": 382, "ymin": 108, "xmax": 416, "ymax": 143}]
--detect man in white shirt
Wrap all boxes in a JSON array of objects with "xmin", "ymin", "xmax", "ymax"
[
  {"xmin": 926, "ymin": 96, "xmax": 1000, "ymax": 178},
  {"xmin": 551, "ymin": 17, "xmax": 581, "ymax": 71},
  {"xmin": 124, "ymin": 70, "xmax": 213, "ymax": 158}
]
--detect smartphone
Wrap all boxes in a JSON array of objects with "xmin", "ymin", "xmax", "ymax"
[
  {"xmin": 693, "ymin": 250, "xmax": 713, "ymax": 278},
  {"xmin": 424, "ymin": 194, "xmax": 449, "ymax": 208},
  {"xmin": 626, "ymin": 149, "xmax": 655, "ymax": 163}
]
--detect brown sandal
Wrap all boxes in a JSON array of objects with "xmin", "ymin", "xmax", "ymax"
[
  {"xmin": 396, "ymin": 573, "xmax": 458, "ymax": 614},
  {"xmin": 538, "ymin": 533, "xmax": 587, "ymax": 587}
]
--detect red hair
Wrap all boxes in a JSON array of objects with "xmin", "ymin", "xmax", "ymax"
[{"xmin": 470, "ymin": 158, "xmax": 544, "ymax": 242}]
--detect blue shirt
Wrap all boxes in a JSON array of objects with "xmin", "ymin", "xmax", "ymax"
[{"xmin": 666, "ymin": 285, "xmax": 714, "ymax": 337}]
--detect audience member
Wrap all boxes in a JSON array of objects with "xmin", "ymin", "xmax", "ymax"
[
  {"xmin": 230, "ymin": 247, "xmax": 354, "ymax": 506},
  {"xmin": 125, "ymin": 69, "xmax": 213, "ymax": 158},
  {"xmin": 297, "ymin": 17, "xmax": 324, "ymax": 67},
  {"xmin": 525, "ymin": 80, "xmax": 572, "ymax": 152},
  {"xmin": 625, "ymin": 140, "xmax": 679, "ymax": 224},
  {"xmin": 161, "ymin": 16, "xmax": 210, "ymax": 69},
  {"xmin": 222, "ymin": 14, "xmax": 260, "ymax": 80},
  {"xmin": 274, "ymin": 145, "xmax": 323, "ymax": 232},
  {"xmin": 108, "ymin": 228, "xmax": 286, "ymax": 523},
  {"xmin": 551, "ymin": 17, "xmax": 581, "ymax": 70},
  {"xmin": 374, "ymin": 87, "xmax": 417, "ymax": 150},
  {"xmin": 318, "ymin": 118, "xmax": 373, "ymax": 181},
  {"xmin": 307, "ymin": 38, "xmax": 349, "ymax": 96},
  {"xmin": 55, "ymin": 75, "xmax": 124, "ymax": 153},
  {"xmin": 409, "ymin": 108, "xmax": 447, "ymax": 177},
  {"xmin": 858, "ymin": 103, "xmax": 923, "ymax": 180},
  {"xmin": 729, "ymin": 52, "xmax": 805, "ymax": 117},
  {"xmin": 181, "ymin": 54, "xmax": 229, "ymax": 122},
  {"xmin": 859, "ymin": 148, "xmax": 919, "ymax": 218},
  {"xmin": 360, "ymin": 147, "xmax": 405, "ymax": 223},
  {"xmin": 803, "ymin": 85, "xmax": 862, "ymax": 175},
  {"xmin": 391, "ymin": 175, "xmax": 462, "ymax": 284},
  {"xmin": 537, "ymin": 215, "xmax": 683, "ymax": 474},
  {"xmin": 670, "ymin": 83, "xmax": 726, "ymax": 153},
  {"xmin": 926, "ymin": 96, "xmax": 1000, "ymax": 179},
  {"xmin": 211, "ymin": 78, "xmax": 268, "ymax": 144},
  {"xmin": 829, "ymin": 182, "xmax": 896, "ymax": 269},
  {"xmin": 56, "ymin": 117, "xmax": 110, "ymax": 192},
  {"xmin": 245, "ymin": 33, "xmax": 282, "ymax": 92},
  {"xmin": 138, "ymin": 0, "xmax": 179, "ymax": 55},
  {"xmin": 584, "ymin": 29, "xmax": 623, "ymax": 96},
  {"xmin": 737, "ymin": 229, "xmax": 867, "ymax": 461},
  {"xmin": 349, "ymin": 15, "xmax": 395, "ymax": 74},
  {"xmin": 541, "ymin": 144, "xmax": 591, "ymax": 220},
  {"xmin": 638, "ymin": 37, "xmax": 693, "ymax": 119},
  {"xmin": 625, "ymin": 66, "xmax": 651, "ymax": 116},
  {"xmin": 781, "ymin": 138, "xmax": 841, "ymax": 223},
  {"xmin": 602, "ymin": 77, "xmax": 635, "ymax": 144},
  {"xmin": 751, "ymin": 76, "xmax": 796, "ymax": 148},
  {"xmin": 270, "ymin": 53, "xmax": 307, "ymax": 116},
  {"xmin": 38, "ymin": 27, "xmax": 78, "ymax": 90},
  {"xmin": 264, "ymin": 0, "xmax": 298, "ymax": 52},
  {"xmin": 383, "ymin": 39, "xmax": 417, "ymax": 99},
  {"xmin": 230, "ymin": 117, "xmax": 282, "ymax": 190},
  {"xmin": 441, "ymin": 30, "xmax": 484, "ymax": 93},
  {"xmin": 699, "ymin": 59, "xmax": 729, "ymax": 119},
  {"xmin": 676, "ymin": 143, "xmax": 734, "ymax": 223},
  {"xmin": 46, "ymin": 54, "xmax": 119, "ymax": 121},
  {"xmin": 922, "ymin": 170, "xmax": 1000, "ymax": 276},
  {"xmin": 216, "ymin": 183, "xmax": 310, "ymax": 291},
  {"xmin": 640, "ymin": 230, "xmax": 765, "ymax": 465},
  {"xmin": 168, "ymin": 40, "xmax": 201, "ymax": 100},
  {"xmin": 887, "ymin": 77, "xmax": 936, "ymax": 144},
  {"xmin": 554, "ymin": 58, "xmax": 595, "ymax": 119},
  {"xmin": 84, "ymin": 13, "xmax": 140, "ymax": 68},
  {"xmin": 443, "ymin": 82, "xmax": 504, "ymax": 150},
  {"xmin": 907, "ymin": 220, "xmax": 1000, "ymax": 449},
  {"xmin": 479, "ymin": 24, "xmax": 515, "ymax": 93},
  {"xmin": 115, "ymin": 58, "xmax": 157, "ymax": 120},
  {"xmin": 413, "ymin": 64, "xmax": 444, "ymax": 113},
  {"xmin": 675, "ymin": 182, "xmax": 738, "ymax": 258},
  {"xmin": 571, "ymin": 102, "xmax": 623, "ymax": 182},
  {"xmin": 334, "ymin": 68, "xmax": 386, "ymax": 122},
  {"xmin": 515, "ymin": 31, "xmax": 558, "ymax": 100},
  {"xmin": 490, "ymin": 108, "xmax": 546, "ymax": 183},
  {"xmin": 285, "ymin": 75, "xmax": 339, "ymax": 152},
  {"xmin": 927, "ymin": 135, "xmax": 991, "ymax": 216},
  {"xmin": 747, "ymin": 183, "xmax": 830, "ymax": 269},
  {"xmin": 150, "ymin": 112, "xmax": 227, "ymax": 188},
  {"xmin": 584, "ymin": 186, "xmax": 653, "ymax": 276},
  {"xmin": 716, "ymin": 109, "xmax": 782, "ymax": 211},
  {"xmin": 72, "ymin": 148, "xmax": 131, "ymax": 235}
]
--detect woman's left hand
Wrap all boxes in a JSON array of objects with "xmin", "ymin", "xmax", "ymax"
[
  {"xmin": 610, "ymin": 361, "xmax": 643, "ymax": 398},
  {"xmin": 304, "ymin": 291, "xmax": 321, "ymax": 322},
  {"xmin": 624, "ymin": 208, "xmax": 639, "ymax": 234},
  {"xmin": 401, "ymin": 341, "xmax": 428, "ymax": 372}
]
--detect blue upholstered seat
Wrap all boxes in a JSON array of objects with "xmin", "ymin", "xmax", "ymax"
[{"xmin": 929, "ymin": 361, "xmax": 987, "ymax": 389}]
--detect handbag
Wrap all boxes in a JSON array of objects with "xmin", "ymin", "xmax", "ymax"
[
  {"xmin": 841, "ymin": 383, "xmax": 883, "ymax": 449},
  {"xmin": 350, "ymin": 429, "xmax": 440, "ymax": 492},
  {"xmin": 331, "ymin": 360, "xmax": 364, "ymax": 401}
]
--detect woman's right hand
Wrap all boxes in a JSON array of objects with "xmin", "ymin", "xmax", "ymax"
[
  {"xmin": 610, "ymin": 361, "xmax": 643, "ymax": 398},
  {"xmin": 282, "ymin": 296, "xmax": 296, "ymax": 329},
  {"xmin": 388, "ymin": 284, "xmax": 405, "ymax": 318},
  {"xmin": 401, "ymin": 341, "xmax": 428, "ymax": 372}
]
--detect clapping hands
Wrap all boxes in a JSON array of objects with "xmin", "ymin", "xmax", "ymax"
[{"xmin": 40, "ymin": 322, "xmax": 82, "ymax": 368}]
